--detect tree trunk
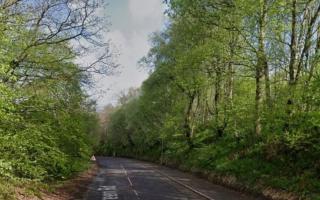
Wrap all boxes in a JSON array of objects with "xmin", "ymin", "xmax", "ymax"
[
  {"xmin": 264, "ymin": 59, "xmax": 271, "ymax": 108},
  {"xmin": 305, "ymin": 24, "xmax": 320, "ymax": 112},
  {"xmin": 255, "ymin": 65, "xmax": 263, "ymax": 136},
  {"xmin": 227, "ymin": 36, "xmax": 236, "ymax": 106},
  {"xmin": 289, "ymin": 0, "xmax": 297, "ymax": 85},
  {"xmin": 214, "ymin": 66, "xmax": 223, "ymax": 136},
  {"xmin": 259, "ymin": 0, "xmax": 271, "ymax": 108},
  {"xmin": 284, "ymin": 0, "xmax": 298, "ymax": 133},
  {"xmin": 308, "ymin": 24, "xmax": 320, "ymax": 83},
  {"xmin": 255, "ymin": 0, "xmax": 268, "ymax": 136},
  {"xmin": 296, "ymin": 3, "xmax": 320, "ymax": 82},
  {"xmin": 184, "ymin": 93, "xmax": 195, "ymax": 148},
  {"xmin": 214, "ymin": 67, "xmax": 221, "ymax": 119}
]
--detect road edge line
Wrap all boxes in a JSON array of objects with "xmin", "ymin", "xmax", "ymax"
[{"xmin": 155, "ymin": 169, "xmax": 216, "ymax": 200}]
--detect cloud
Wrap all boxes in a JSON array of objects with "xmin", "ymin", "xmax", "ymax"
[
  {"xmin": 92, "ymin": 0, "xmax": 165, "ymax": 109},
  {"xmin": 128, "ymin": 0, "xmax": 164, "ymax": 30}
]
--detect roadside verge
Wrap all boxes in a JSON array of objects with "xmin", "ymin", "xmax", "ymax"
[{"xmin": 17, "ymin": 163, "xmax": 98, "ymax": 200}]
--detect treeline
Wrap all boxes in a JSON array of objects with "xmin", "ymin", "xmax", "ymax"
[
  {"xmin": 101, "ymin": 0, "xmax": 320, "ymax": 199},
  {"xmin": 0, "ymin": 0, "xmax": 110, "ymax": 198}
]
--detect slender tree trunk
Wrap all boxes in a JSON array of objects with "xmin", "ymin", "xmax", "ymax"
[
  {"xmin": 255, "ymin": 0, "xmax": 268, "ymax": 136},
  {"xmin": 264, "ymin": 60, "xmax": 271, "ymax": 108},
  {"xmin": 184, "ymin": 93, "xmax": 195, "ymax": 148},
  {"xmin": 214, "ymin": 68, "xmax": 221, "ymax": 117},
  {"xmin": 259, "ymin": 0, "xmax": 271, "ymax": 108},
  {"xmin": 284, "ymin": 0, "xmax": 298, "ymax": 133},
  {"xmin": 214, "ymin": 66, "xmax": 223, "ymax": 136},
  {"xmin": 227, "ymin": 34, "xmax": 237, "ymax": 133},
  {"xmin": 255, "ymin": 66, "xmax": 263, "ymax": 136},
  {"xmin": 306, "ymin": 24, "xmax": 320, "ymax": 112},
  {"xmin": 289, "ymin": 0, "xmax": 297, "ymax": 85},
  {"xmin": 227, "ymin": 36, "xmax": 236, "ymax": 106},
  {"xmin": 227, "ymin": 62, "xmax": 234, "ymax": 103},
  {"xmin": 226, "ymin": 55, "xmax": 234, "ymax": 131},
  {"xmin": 308, "ymin": 24, "xmax": 320, "ymax": 83},
  {"xmin": 296, "ymin": 4, "xmax": 320, "ymax": 82}
]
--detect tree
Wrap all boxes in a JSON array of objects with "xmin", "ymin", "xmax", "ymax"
[{"xmin": 0, "ymin": 0, "xmax": 113, "ymax": 194}]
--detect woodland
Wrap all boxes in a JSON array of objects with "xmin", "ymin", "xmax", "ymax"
[{"xmin": 98, "ymin": 0, "xmax": 320, "ymax": 199}]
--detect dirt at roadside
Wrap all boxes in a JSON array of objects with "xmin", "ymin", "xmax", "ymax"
[{"xmin": 18, "ymin": 163, "xmax": 98, "ymax": 200}]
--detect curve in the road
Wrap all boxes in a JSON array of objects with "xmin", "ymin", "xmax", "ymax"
[{"xmin": 84, "ymin": 157, "xmax": 264, "ymax": 200}]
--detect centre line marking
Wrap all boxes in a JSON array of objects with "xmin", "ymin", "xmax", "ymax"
[{"xmin": 121, "ymin": 164, "xmax": 140, "ymax": 200}]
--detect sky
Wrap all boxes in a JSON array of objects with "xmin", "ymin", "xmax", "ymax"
[{"xmin": 93, "ymin": 0, "xmax": 165, "ymax": 109}]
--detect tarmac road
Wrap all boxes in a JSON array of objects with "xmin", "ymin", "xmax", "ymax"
[{"xmin": 84, "ymin": 157, "xmax": 265, "ymax": 200}]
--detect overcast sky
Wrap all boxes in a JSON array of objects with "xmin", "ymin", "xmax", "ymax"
[{"xmin": 92, "ymin": 0, "xmax": 165, "ymax": 109}]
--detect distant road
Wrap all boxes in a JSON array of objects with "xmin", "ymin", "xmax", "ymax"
[{"xmin": 84, "ymin": 157, "xmax": 264, "ymax": 200}]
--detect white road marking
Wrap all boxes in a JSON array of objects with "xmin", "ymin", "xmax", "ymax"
[
  {"xmin": 98, "ymin": 186, "xmax": 116, "ymax": 191},
  {"xmin": 155, "ymin": 169, "xmax": 215, "ymax": 200},
  {"xmin": 102, "ymin": 191, "xmax": 118, "ymax": 200},
  {"xmin": 138, "ymin": 162, "xmax": 215, "ymax": 200},
  {"xmin": 121, "ymin": 164, "xmax": 141, "ymax": 200},
  {"xmin": 133, "ymin": 190, "xmax": 139, "ymax": 196},
  {"xmin": 99, "ymin": 185, "xmax": 118, "ymax": 200}
]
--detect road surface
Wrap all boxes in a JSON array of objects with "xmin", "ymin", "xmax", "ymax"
[{"xmin": 84, "ymin": 157, "xmax": 265, "ymax": 200}]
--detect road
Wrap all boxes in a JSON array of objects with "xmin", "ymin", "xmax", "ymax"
[{"xmin": 84, "ymin": 157, "xmax": 265, "ymax": 200}]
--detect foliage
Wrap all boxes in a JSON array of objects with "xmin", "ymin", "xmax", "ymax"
[
  {"xmin": 0, "ymin": 0, "xmax": 108, "ymax": 198},
  {"xmin": 100, "ymin": 0, "xmax": 320, "ymax": 199}
]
